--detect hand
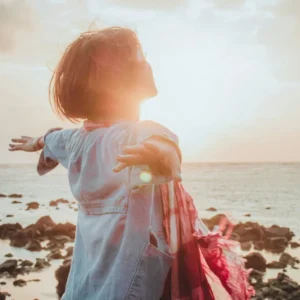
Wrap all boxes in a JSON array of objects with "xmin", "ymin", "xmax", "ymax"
[
  {"xmin": 9, "ymin": 136, "xmax": 39, "ymax": 152},
  {"xmin": 9, "ymin": 127, "xmax": 62, "ymax": 152},
  {"xmin": 113, "ymin": 138, "xmax": 182, "ymax": 182}
]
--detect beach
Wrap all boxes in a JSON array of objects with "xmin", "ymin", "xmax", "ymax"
[{"xmin": 0, "ymin": 163, "xmax": 299, "ymax": 299}]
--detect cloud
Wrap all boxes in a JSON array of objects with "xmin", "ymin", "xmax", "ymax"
[
  {"xmin": 105, "ymin": 0, "xmax": 186, "ymax": 10},
  {"xmin": 0, "ymin": 0, "xmax": 33, "ymax": 52},
  {"xmin": 207, "ymin": 0, "xmax": 300, "ymax": 82}
]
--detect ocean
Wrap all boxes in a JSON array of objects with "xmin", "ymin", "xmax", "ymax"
[{"xmin": 0, "ymin": 163, "xmax": 299, "ymax": 299}]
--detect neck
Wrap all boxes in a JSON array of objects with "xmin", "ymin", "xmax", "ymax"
[{"xmin": 87, "ymin": 103, "xmax": 140, "ymax": 123}]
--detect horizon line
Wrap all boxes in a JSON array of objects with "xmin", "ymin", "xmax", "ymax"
[{"xmin": 1, "ymin": 161, "xmax": 300, "ymax": 165}]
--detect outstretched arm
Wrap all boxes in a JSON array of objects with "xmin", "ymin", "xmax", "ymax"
[
  {"xmin": 8, "ymin": 128, "xmax": 62, "ymax": 152},
  {"xmin": 114, "ymin": 136, "xmax": 182, "ymax": 182}
]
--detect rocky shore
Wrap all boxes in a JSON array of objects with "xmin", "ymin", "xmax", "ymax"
[{"xmin": 0, "ymin": 195, "xmax": 299, "ymax": 300}]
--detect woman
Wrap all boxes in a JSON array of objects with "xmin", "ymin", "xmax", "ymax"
[{"xmin": 9, "ymin": 27, "xmax": 253, "ymax": 299}]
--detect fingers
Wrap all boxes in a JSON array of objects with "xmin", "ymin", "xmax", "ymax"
[
  {"xmin": 143, "ymin": 140, "xmax": 161, "ymax": 155},
  {"xmin": 116, "ymin": 154, "xmax": 149, "ymax": 165},
  {"xmin": 8, "ymin": 144, "xmax": 22, "ymax": 151},
  {"xmin": 11, "ymin": 138, "xmax": 28, "ymax": 144},
  {"xmin": 113, "ymin": 162, "xmax": 127, "ymax": 173},
  {"xmin": 123, "ymin": 145, "xmax": 146, "ymax": 155}
]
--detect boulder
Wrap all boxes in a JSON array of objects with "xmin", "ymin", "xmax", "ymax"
[
  {"xmin": 206, "ymin": 207, "xmax": 217, "ymax": 212},
  {"xmin": 202, "ymin": 214, "xmax": 226, "ymax": 231},
  {"xmin": 266, "ymin": 261, "xmax": 287, "ymax": 269},
  {"xmin": 8, "ymin": 194, "xmax": 22, "ymax": 198},
  {"xmin": 65, "ymin": 246, "xmax": 74, "ymax": 257},
  {"xmin": 0, "ymin": 260, "xmax": 18, "ymax": 273},
  {"xmin": 265, "ymin": 237, "xmax": 288, "ymax": 253},
  {"xmin": 47, "ymin": 249, "xmax": 64, "ymax": 260},
  {"xmin": 25, "ymin": 240, "xmax": 42, "ymax": 251},
  {"xmin": 244, "ymin": 252, "xmax": 267, "ymax": 272},
  {"xmin": 26, "ymin": 202, "xmax": 39, "ymax": 210},
  {"xmin": 265, "ymin": 225, "xmax": 294, "ymax": 241},
  {"xmin": 253, "ymin": 241, "xmax": 264, "ymax": 251},
  {"xmin": 240, "ymin": 241, "xmax": 252, "ymax": 251},
  {"xmin": 20, "ymin": 260, "xmax": 34, "ymax": 267},
  {"xmin": 279, "ymin": 253, "xmax": 299, "ymax": 268},
  {"xmin": 49, "ymin": 198, "xmax": 69, "ymax": 207},
  {"xmin": 10, "ymin": 231, "xmax": 31, "ymax": 248},
  {"xmin": 13, "ymin": 279, "xmax": 26, "ymax": 287},
  {"xmin": 55, "ymin": 259, "xmax": 71, "ymax": 299},
  {"xmin": 11, "ymin": 200, "xmax": 21, "ymax": 204},
  {"xmin": 34, "ymin": 215, "xmax": 56, "ymax": 234},
  {"xmin": 45, "ymin": 222, "xmax": 76, "ymax": 239},
  {"xmin": 34, "ymin": 258, "xmax": 50, "ymax": 270},
  {"xmin": 290, "ymin": 241, "xmax": 300, "ymax": 249},
  {"xmin": 0, "ymin": 194, "xmax": 7, "ymax": 198}
]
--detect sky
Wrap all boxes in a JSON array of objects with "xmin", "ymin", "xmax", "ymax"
[{"xmin": 0, "ymin": 0, "xmax": 299, "ymax": 163}]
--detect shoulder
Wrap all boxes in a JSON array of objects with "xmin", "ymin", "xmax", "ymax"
[{"xmin": 136, "ymin": 120, "xmax": 179, "ymax": 143}]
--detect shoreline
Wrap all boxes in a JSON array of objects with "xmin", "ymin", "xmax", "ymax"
[{"xmin": 0, "ymin": 194, "xmax": 299, "ymax": 299}]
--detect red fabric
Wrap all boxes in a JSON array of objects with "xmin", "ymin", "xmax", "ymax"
[{"xmin": 160, "ymin": 182, "xmax": 255, "ymax": 300}]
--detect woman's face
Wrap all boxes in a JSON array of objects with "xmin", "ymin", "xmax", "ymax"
[{"xmin": 139, "ymin": 61, "xmax": 158, "ymax": 100}]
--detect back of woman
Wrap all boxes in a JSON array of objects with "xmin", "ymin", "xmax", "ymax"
[
  {"xmin": 9, "ymin": 27, "xmax": 253, "ymax": 300},
  {"xmin": 40, "ymin": 121, "xmax": 178, "ymax": 299}
]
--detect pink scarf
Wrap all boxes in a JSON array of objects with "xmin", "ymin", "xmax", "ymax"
[{"xmin": 160, "ymin": 182, "xmax": 255, "ymax": 300}]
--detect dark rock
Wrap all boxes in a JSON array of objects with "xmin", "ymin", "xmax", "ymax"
[
  {"xmin": 0, "ymin": 223, "xmax": 22, "ymax": 239},
  {"xmin": 13, "ymin": 279, "xmax": 26, "ymax": 287},
  {"xmin": 244, "ymin": 213, "xmax": 251, "ymax": 217},
  {"xmin": 26, "ymin": 202, "xmax": 39, "ymax": 210},
  {"xmin": 266, "ymin": 261, "xmax": 287, "ymax": 269},
  {"xmin": 0, "ymin": 293, "xmax": 7, "ymax": 300},
  {"xmin": 4, "ymin": 253, "xmax": 13, "ymax": 258},
  {"xmin": 0, "ymin": 260, "xmax": 18, "ymax": 273},
  {"xmin": 11, "ymin": 200, "xmax": 21, "ymax": 204},
  {"xmin": 244, "ymin": 252, "xmax": 267, "ymax": 272},
  {"xmin": 34, "ymin": 258, "xmax": 50, "ymax": 270},
  {"xmin": 265, "ymin": 225, "xmax": 294, "ymax": 241},
  {"xmin": 279, "ymin": 253, "xmax": 299, "ymax": 268},
  {"xmin": 65, "ymin": 246, "xmax": 74, "ymax": 257},
  {"xmin": 49, "ymin": 198, "xmax": 69, "ymax": 207},
  {"xmin": 265, "ymin": 207, "xmax": 271, "ymax": 210},
  {"xmin": 239, "ymin": 227, "xmax": 264, "ymax": 243},
  {"xmin": 35, "ymin": 215, "xmax": 56, "ymax": 233},
  {"xmin": 290, "ymin": 241, "xmax": 300, "ymax": 249},
  {"xmin": 0, "ymin": 194, "xmax": 7, "ymax": 197},
  {"xmin": 52, "ymin": 235, "xmax": 73, "ymax": 244},
  {"xmin": 0, "ymin": 282, "xmax": 6, "ymax": 285},
  {"xmin": 206, "ymin": 207, "xmax": 217, "ymax": 212},
  {"xmin": 45, "ymin": 222, "xmax": 76, "ymax": 239},
  {"xmin": 265, "ymin": 237, "xmax": 288, "ymax": 253},
  {"xmin": 25, "ymin": 240, "xmax": 42, "ymax": 251},
  {"xmin": 10, "ymin": 231, "xmax": 31, "ymax": 248},
  {"xmin": 74, "ymin": 208, "xmax": 78, "ymax": 212},
  {"xmin": 202, "ymin": 214, "xmax": 226, "ymax": 231},
  {"xmin": 47, "ymin": 249, "xmax": 64, "ymax": 260},
  {"xmin": 253, "ymin": 241, "xmax": 264, "ymax": 251},
  {"xmin": 6, "ymin": 215, "xmax": 13, "ymax": 218},
  {"xmin": 55, "ymin": 259, "xmax": 71, "ymax": 299},
  {"xmin": 240, "ymin": 241, "xmax": 252, "ymax": 251},
  {"xmin": 8, "ymin": 194, "xmax": 22, "ymax": 198},
  {"xmin": 20, "ymin": 260, "xmax": 34, "ymax": 267}
]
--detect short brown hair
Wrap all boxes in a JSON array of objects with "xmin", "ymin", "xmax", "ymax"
[{"xmin": 49, "ymin": 27, "xmax": 147, "ymax": 122}]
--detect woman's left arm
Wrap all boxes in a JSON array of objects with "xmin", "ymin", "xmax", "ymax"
[{"xmin": 114, "ymin": 136, "xmax": 182, "ymax": 182}]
